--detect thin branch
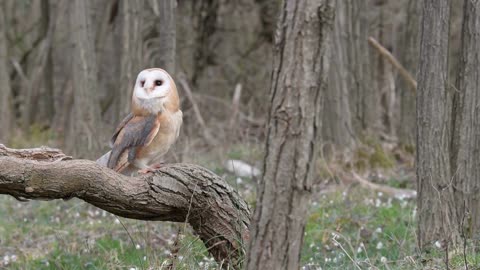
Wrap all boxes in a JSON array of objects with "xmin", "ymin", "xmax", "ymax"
[
  {"xmin": 177, "ymin": 73, "xmax": 217, "ymax": 146},
  {"xmin": 0, "ymin": 145, "xmax": 250, "ymax": 268},
  {"xmin": 368, "ymin": 37, "xmax": 417, "ymax": 92},
  {"xmin": 229, "ymin": 83, "xmax": 242, "ymax": 130}
]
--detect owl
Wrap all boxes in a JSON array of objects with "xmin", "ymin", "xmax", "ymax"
[{"xmin": 97, "ymin": 68, "xmax": 182, "ymax": 175}]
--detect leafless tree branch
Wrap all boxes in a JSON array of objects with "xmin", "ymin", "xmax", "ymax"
[{"xmin": 0, "ymin": 144, "xmax": 250, "ymax": 268}]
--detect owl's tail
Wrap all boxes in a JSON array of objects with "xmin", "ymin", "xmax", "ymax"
[
  {"xmin": 96, "ymin": 151, "xmax": 138, "ymax": 176},
  {"xmin": 96, "ymin": 151, "xmax": 111, "ymax": 167}
]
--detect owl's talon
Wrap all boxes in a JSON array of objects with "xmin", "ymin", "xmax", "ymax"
[{"xmin": 138, "ymin": 163, "xmax": 164, "ymax": 174}]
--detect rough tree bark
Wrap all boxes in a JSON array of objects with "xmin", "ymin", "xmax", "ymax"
[
  {"xmin": 155, "ymin": 0, "xmax": 176, "ymax": 72},
  {"xmin": 254, "ymin": 0, "xmax": 280, "ymax": 43},
  {"xmin": 0, "ymin": 2, "xmax": 13, "ymax": 143},
  {"xmin": 417, "ymin": 0, "xmax": 459, "ymax": 249},
  {"xmin": 21, "ymin": 0, "xmax": 55, "ymax": 129},
  {"xmin": 450, "ymin": 0, "xmax": 480, "ymax": 240},
  {"xmin": 191, "ymin": 0, "xmax": 219, "ymax": 86},
  {"xmin": 246, "ymin": 0, "xmax": 335, "ymax": 269},
  {"xmin": 342, "ymin": 0, "xmax": 379, "ymax": 135},
  {"xmin": 117, "ymin": 0, "xmax": 144, "ymax": 119},
  {"xmin": 322, "ymin": 0, "xmax": 354, "ymax": 150},
  {"xmin": 397, "ymin": 0, "xmax": 420, "ymax": 145},
  {"xmin": 0, "ymin": 145, "xmax": 249, "ymax": 268},
  {"xmin": 143, "ymin": 0, "xmax": 176, "ymax": 73},
  {"xmin": 375, "ymin": 1, "xmax": 396, "ymax": 137},
  {"xmin": 66, "ymin": 0, "xmax": 102, "ymax": 158}
]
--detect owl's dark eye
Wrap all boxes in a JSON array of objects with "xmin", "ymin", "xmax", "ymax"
[
  {"xmin": 155, "ymin": 80, "xmax": 163, "ymax": 86},
  {"xmin": 140, "ymin": 80, "xmax": 145, "ymax": 87}
]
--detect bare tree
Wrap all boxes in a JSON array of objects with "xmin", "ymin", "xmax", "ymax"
[
  {"xmin": 417, "ymin": 0, "xmax": 459, "ymax": 249},
  {"xmin": 450, "ymin": 0, "xmax": 480, "ymax": 239},
  {"xmin": 397, "ymin": 0, "xmax": 420, "ymax": 145},
  {"xmin": 155, "ymin": 0, "xmax": 176, "ymax": 72},
  {"xmin": 117, "ymin": 0, "xmax": 144, "ymax": 119},
  {"xmin": 374, "ymin": 1, "xmax": 396, "ymax": 137},
  {"xmin": 246, "ymin": 0, "xmax": 335, "ymax": 269},
  {"xmin": 0, "ymin": 2, "xmax": 13, "ymax": 143},
  {"xmin": 191, "ymin": 0, "xmax": 219, "ymax": 86},
  {"xmin": 322, "ymin": 0, "xmax": 354, "ymax": 149},
  {"xmin": 66, "ymin": 0, "xmax": 102, "ymax": 158}
]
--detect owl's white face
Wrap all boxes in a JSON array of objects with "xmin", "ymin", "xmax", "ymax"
[{"xmin": 133, "ymin": 69, "xmax": 172, "ymax": 101}]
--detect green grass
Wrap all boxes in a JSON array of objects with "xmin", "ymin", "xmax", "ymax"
[
  {"xmin": 1, "ymin": 137, "xmax": 477, "ymax": 269},
  {"xmin": 0, "ymin": 197, "xmax": 219, "ymax": 269},
  {"xmin": 302, "ymin": 189, "xmax": 418, "ymax": 269}
]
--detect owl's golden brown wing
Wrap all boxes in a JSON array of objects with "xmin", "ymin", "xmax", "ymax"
[{"xmin": 107, "ymin": 114, "xmax": 160, "ymax": 172}]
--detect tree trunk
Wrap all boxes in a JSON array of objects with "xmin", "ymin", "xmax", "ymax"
[
  {"xmin": 36, "ymin": 0, "xmax": 55, "ymax": 127},
  {"xmin": 155, "ymin": 0, "xmax": 176, "ymax": 72},
  {"xmin": 246, "ymin": 0, "xmax": 335, "ymax": 269},
  {"xmin": 397, "ymin": 0, "xmax": 420, "ymax": 145},
  {"xmin": 0, "ymin": 3, "xmax": 13, "ymax": 143},
  {"xmin": 117, "ymin": 0, "xmax": 144, "ymax": 119},
  {"xmin": 322, "ymin": 0, "xmax": 354, "ymax": 150},
  {"xmin": 375, "ymin": 2, "xmax": 396, "ymax": 137},
  {"xmin": 417, "ymin": 0, "xmax": 459, "ymax": 250},
  {"xmin": 66, "ymin": 0, "xmax": 102, "ymax": 158},
  {"xmin": 191, "ymin": 0, "xmax": 219, "ymax": 86},
  {"xmin": 254, "ymin": 0, "xmax": 280, "ymax": 43},
  {"xmin": 450, "ymin": 0, "xmax": 480, "ymax": 240},
  {"xmin": 344, "ymin": 0, "xmax": 379, "ymax": 135}
]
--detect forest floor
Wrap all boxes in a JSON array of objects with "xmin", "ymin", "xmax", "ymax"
[{"xmin": 1, "ymin": 131, "xmax": 479, "ymax": 269}]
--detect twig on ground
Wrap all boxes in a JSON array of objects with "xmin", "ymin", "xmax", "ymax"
[
  {"xmin": 352, "ymin": 172, "xmax": 417, "ymax": 199},
  {"xmin": 177, "ymin": 73, "xmax": 216, "ymax": 146}
]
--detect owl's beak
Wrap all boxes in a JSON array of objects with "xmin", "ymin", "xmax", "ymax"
[{"xmin": 145, "ymin": 87, "xmax": 155, "ymax": 93}]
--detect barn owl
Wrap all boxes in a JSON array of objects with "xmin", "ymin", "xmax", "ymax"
[{"xmin": 97, "ymin": 68, "xmax": 182, "ymax": 175}]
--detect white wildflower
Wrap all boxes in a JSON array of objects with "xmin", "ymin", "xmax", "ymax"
[
  {"xmin": 375, "ymin": 227, "xmax": 382, "ymax": 233},
  {"xmin": 114, "ymin": 218, "xmax": 120, "ymax": 224},
  {"xmin": 435, "ymin": 241, "xmax": 442, "ymax": 248},
  {"xmin": 3, "ymin": 255, "xmax": 10, "ymax": 265},
  {"xmin": 376, "ymin": 242, "xmax": 384, "ymax": 249},
  {"xmin": 236, "ymin": 178, "xmax": 243, "ymax": 184},
  {"xmin": 381, "ymin": 256, "xmax": 387, "ymax": 263},
  {"xmin": 135, "ymin": 244, "xmax": 141, "ymax": 250}
]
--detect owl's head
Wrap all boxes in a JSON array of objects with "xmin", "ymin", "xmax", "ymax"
[{"xmin": 132, "ymin": 68, "xmax": 179, "ymax": 114}]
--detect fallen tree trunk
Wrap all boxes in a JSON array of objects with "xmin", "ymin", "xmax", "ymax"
[{"xmin": 0, "ymin": 144, "xmax": 250, "ymax": 268}]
